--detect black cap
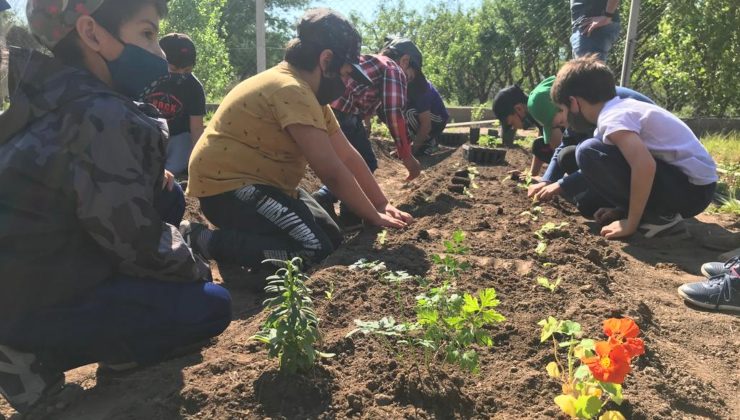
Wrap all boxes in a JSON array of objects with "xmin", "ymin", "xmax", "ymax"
[
  {"xmin": 1, "ymin": 1, "xmax": 10, "ymax": 11},
  {"xmin": 296, "ymin": 8, "xmax": 372, "ymax": 86},
  {"xmin": 160, "ymin": 33, "xmax": 196, "ymax": 69},
  {"xmin": 492, "ymin": 85, "xmax": 528, "ymax": 130},
  {"xmin": 381, "ymin": 36, "xmax": 427, "ymax": 89}
]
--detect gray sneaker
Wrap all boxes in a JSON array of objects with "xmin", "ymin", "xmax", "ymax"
[
  {"xmin": 0, "ymin": 345, "xmax": 64, "ymax": 414},
  {"xmin": 700, "ymin": 256, "xmax": 740, "ymax": 278},
  {"xmin": 678, "ymin": 271, "xmax": 740, "ymax": 312}
]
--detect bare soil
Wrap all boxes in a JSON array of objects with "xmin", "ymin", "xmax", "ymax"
[{"xmin": 2, "ymin": 138, "xmax": 739, "ymax": 420}]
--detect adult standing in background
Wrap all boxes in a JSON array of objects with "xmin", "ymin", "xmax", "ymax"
[{"xmin": 570, "ymin": 0, "xmax": 621, "ymax": 61}]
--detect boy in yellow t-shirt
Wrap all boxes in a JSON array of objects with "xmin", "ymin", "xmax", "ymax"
[{"xmin": 182, "ymin": 8, "xmax": 413, "ymax": 269}]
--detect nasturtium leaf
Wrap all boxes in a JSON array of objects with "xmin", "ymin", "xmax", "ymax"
[
  {"xmin": 600, "ymin": 382, "xmax": 624, "ymax": 404},
  {"xmin": 574, "ymin": 365, "xmax": 593, "ymax": 381},
  {"xmin": 538, "ymin": 316, "xmax": 560, "ymax": 342},
  {"xmin": 546, "ymin": 361, "xmax": 561, "ymax": 378},
  {"xmin": 574, "ymin": 395, "xmax": 603, "ymax": 419},
  {"xmin": 574, "ymin": 339, "xmax": 596, "ymax": 358},
  {"xmin": 599, "ymin": 410, "xmax": 626, "ymax": 420},
  {"xmin": 554, "ymin": 394, "xmax": 578, "ymax": 418},
  {"xmin": 559, "ymin": 320, "xmax": 582, "ymax": 337}
]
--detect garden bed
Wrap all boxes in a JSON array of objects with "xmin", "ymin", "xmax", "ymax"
[{"xmin": 3, "ymin": 139, "xmax": 738, "ymax": 420}]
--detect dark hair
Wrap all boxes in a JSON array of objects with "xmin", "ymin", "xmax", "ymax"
[
  {"xmin": 379, "ymin": 47, "xmax": 401, "ymax": 62},
  {"xmin": 551, "ymin": 55, "xmax": 617, "ymax": 106},
  {"xmin": 283, "ymin": 38, "xmax": 323, "ymax": 72},
  {"xmin": 492, "ymin": 85, "xmax": 528, "ymax": 120},
  {"xmin": 53, "ymin": 0, "xmax": 168, "ymax": 67}
]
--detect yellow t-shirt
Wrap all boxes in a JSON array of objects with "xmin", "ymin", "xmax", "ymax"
[{"xmin": 187, "ymin": 62, "xmax": 340, "ymax": 198}]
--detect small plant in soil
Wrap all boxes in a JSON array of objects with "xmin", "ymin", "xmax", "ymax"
[
  {"xmin": 383, "ymin": 270, "xmax": 419, "ymax": 309},
  {"xmin": 537, "ymin": 276, "xmax": 562, "ymax": 293},
  {"xmin": 349, "ymin": 258, "xmax": 387, "ymax": 274},
  {"xmin": 538, "ymin": 317, "xmax": 645, "ymax": 419},
  {"xmin": 377, "ymin": 229, "xmax": 388, "ymax": 246},
  {"xmin": 535, "ymin": 222, "xmax": 569, "ymax": 240},
  {"xmin": 251, "ymin": 257, "xmax": 334, "ymax": 374},
  {"xmin": 516, "ymin": 171, "xmax": 533, "ymax": 190},
  {"xmin": 431, "ymin": 254, "xmax": 471, "ymax": 278},
  {"xmin": 520, "ymin": 205, "xmax": 542, "ymax": 221},
  {"xmin": 535, "ymin": 240, "xmax": 548, "ymax": 256},
  {"xmin": 350, "ymin": 284, "xmax": 505, "ymax": 373},
  {"xmin": 444, "ymin": 230, "xmax": 469, "ymax": 255},
  {"xmin": 477, "ymin": 134, "xmax": 501, "ymax": 149},
  {"xmin": 324, "ymin": 280, "xmax": 335, "ymax": 302}
]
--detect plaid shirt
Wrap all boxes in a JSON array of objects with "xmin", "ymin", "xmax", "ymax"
[{"xmin": 332, "ymin": 54, "xmax": 411, "ymax": 159}]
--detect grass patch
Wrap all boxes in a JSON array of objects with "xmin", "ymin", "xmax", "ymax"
[{"xmin": 702, "ymin": 131, "xmax": 740, "ymax": 215}]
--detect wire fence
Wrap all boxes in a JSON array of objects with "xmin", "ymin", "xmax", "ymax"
[{"xmin": 2, "ymin": 0, "xmax": 739, "ymax": 117}]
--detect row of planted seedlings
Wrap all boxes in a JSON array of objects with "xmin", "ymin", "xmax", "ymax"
[
  {"xmin": 514, "ymin": 176, "xmax": 646, "ymax": 420},
  {"xmin": 249, "ymin": 184, "xmax": 645, "ymax": 419}
]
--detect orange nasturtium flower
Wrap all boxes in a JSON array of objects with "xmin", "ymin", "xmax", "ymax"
[
  {"xmin": 603, "ymin": 318, "xmax": 645, "ymax": 358},
  {"xmin": 582, "ymin": 341, "xmax": 631, "ymax": 384}
]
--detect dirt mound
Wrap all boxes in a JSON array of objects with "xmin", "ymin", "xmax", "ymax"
[{"xmin": 3, "ymin": 139, "xmax": 738, "ymax": 420}]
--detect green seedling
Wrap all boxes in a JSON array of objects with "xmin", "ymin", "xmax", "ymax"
[
  {"xmin": 324, "ymin": 280, "xmax": 335, "ymax": 302},
  {"xmin": 350, "ymin": 284, "xmax": 505, "ymax": 373},
  {"xmin": 251, "ymin": 257, "xmax": 333, "ymax": 374},
  {"xmin": 535, "ymin": 222, "xmax": 569, "ymax": 240},
  {"xmin": 477, "ymin": 134, "xmax": 500, "ymax": 149},
  {"xmin": 377, "ymin": 229, "xmax": 388, "ymax": 246},
  {"xmin": 349, "ymin": 258, "xmax": 387, "ymax": 274},
  {"xmin": 516, "ymin": 172, "xmax": 533, "ymax": 190},
  {"xmin": 463, "ymin": 186, "xmax": 475, "ymax": 198},
  {"xmin": 520, "ymin": 206, "xmax": 543, "ymax": 221},
  {"xmin": 542, "ymin": 262, "xmax": 556, "ymax": 268},
  {"xmin": 431, "ymin": 254, "xmax": 471, "ymax": 278},
  {"xmin": 444, "ymin": 230, "xmax": 469, "ymax": 255},
  {"xmin": 535, "ymin": 241, "xmax": 548, "ymax": 256},
  {"xmin": 537, "ymin": 276, "xmax": 562, "ymax": 293}
]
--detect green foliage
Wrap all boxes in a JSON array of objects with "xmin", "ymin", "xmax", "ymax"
[
  {"xmin": 349, "ymin": 258, "xmax": 387, "ymax": 273},
  {"xmin": 163, "ymin": 0, "xmax": 234, "ymax": 102},
  {"xmin": 471, "ymin": 103, "xmax": 488, "ymax": 122},
  {"xmin": 535, "ymin": 240, "xmax": 548, "ymax": 256},
  {"xmin": 537, "ymin": 276, "xmax": 562, "ymax": 293},
  {"xmin": 351, "ymin": 284, "xmax": 506, "ymax": 373},
  {"xmin": 535, "ymin": 222, "xmax": 569, "ymax": 240},
  {"xmin": 444, "ymin": 230, "xmax": 469, "ymax": 255},
  {"xmin": 477, "ymin": 134, "xmax": 501, "ymax": 149},
  {"xmin": 377, "ymin": 229, "xmax": 388, "ymax": 246},
  {"xmin": 251, "ymin": 257, "xmax": 333, "ymax": 374},
  {"xmin": 431, "ymin": 254, "xmax": 471, "ymax": 278}
]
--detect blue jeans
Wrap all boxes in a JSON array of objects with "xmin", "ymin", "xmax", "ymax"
[
  {"xmin": 0, "ymin": 278, "xmax": 231, "ymax": 373},
  {"xmin": 575, "ymin": 138, "xmax": 716, "ymax": 219},
  {"xmin": 165, "ymin": 132, "xmax": 193, "ymax": 177},
  {"xmin": 154, "ymin": 181, "xmax": 186, "ymax": 227},
  {"xmin": 570, "ymin": 21, "xmax": 621, "ymax": 61}
]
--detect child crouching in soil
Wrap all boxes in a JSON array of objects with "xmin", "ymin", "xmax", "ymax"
[
  {"xmin": 550, "ymin": 56, "xmax": 717, "ymax": 240},
  {"xmin": 0, "ymin": 0, "xmax": 231, "ymax": 414}
]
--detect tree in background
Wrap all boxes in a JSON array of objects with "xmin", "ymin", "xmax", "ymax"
[
  {"xmin": 221, "ymin": 0, "xmax": 308, "ymax": 80},
  {"xmin": 163, "ymin": 0, "xmax": 234, "ymax": 102}
]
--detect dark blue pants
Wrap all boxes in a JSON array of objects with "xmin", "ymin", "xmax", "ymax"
[
  {"xmin": 154, "ymin": 182, "xmax": 186, "ymax": 227},
  {"xmin": 314, "ymin": 110, "xmax": 377, "ymax": 206},
  {"xmin": 0, "ymin": 183, "xmax": 231, "ymax": 373},
  {"xmin": 0, "ymin": 278, "xmax": 231, "ymax": 373},
  {"xmin": 575, "ymin": 138, "xmax": 716, "ymax": 219}
]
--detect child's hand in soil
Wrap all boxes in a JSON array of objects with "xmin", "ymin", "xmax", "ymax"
[
  {"xmin": 600, "ymin": 219, "xmax": 638, "ymax": 239},
  {"xmin": 532, "ymin": 182, "xmax": 561, "ymax": 202},
  {"xmin": 371, "ymin": 212, "xmax": 407, "ymax": 229},
  {"xmin": 383, "ymin": 203, "xmax": 414, "ymax": 224}
]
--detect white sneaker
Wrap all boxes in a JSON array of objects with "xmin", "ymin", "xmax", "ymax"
[{"xmin": 0, "ymin": 345, "xmax": 64, "ymax": 413}]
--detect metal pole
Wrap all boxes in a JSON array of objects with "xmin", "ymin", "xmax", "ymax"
[
  {"xmin": 620, "ymin": 0, "xmax": 641, "ymax": 87},
  {"xmin": 256, "ymin": 0, "xmax": 266, "ymax": 73}
]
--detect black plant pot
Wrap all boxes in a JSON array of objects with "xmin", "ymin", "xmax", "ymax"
[
  {"xmin": 470, "ymin": 127, "xmax": 480, "ymax": 144},
  {"xmin": 487, "ymin": 128, "xmax": 499, "ymax": 138}
]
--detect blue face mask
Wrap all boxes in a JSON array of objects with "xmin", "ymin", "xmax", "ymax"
[{"xmin": 105, "ymin": 42, "xmax": 170, "ymax": 100}]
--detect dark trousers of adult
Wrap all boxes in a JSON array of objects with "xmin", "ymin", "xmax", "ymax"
[
  {"xmin": 405, "ymin": 107, "xmax": 448, "ymax": 150},
  {"xmin": 0, "ymin": 184, "xmax": 232, "ymax": 374},
  {"xmin": 313, "ymin": 110, "xmax": 377, "ymax": 209},
  {"xmin": 200, "ymin": 184, "xmax": 343, "ymax": 268},
  {"xmin": 531, "ymin": 136, "xmax": 555, "ymax": 163},
  {"xmin": 575, "ymin": 138, "xmax": 716, "ymax": 219}
]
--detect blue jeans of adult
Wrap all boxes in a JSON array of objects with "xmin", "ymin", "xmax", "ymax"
[
  {"xmin": 154, "ymin": 181, "xmax": 186, "ymax": 227},
  {"xmin": 0, "ymin": 278, "xmax": 231, "ymax": 373},
  {"xmin": 575, "ymin": 138, "xmax": 716, "ymax": 219},
  {"xmin": 313, "ymin": 110, "xmax": 378, "ymax": 205},
  {"xmin": 570, "ymin": 21, "xmax": 621, "ymax": 61},
  {"xmin": 165, "ymin": 131, "xmax": 193, "ymax": 177},
  {"xmin": 0, "ymin": 182, "xmax": 231, "ymax": 373}
]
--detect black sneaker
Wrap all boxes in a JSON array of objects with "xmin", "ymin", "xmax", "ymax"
[
  {"xmin": 678, "ymin": 271, "xmax": 740, "ymax": 312},
  {"xmin": 638, "ymin": 213, "xmax": 685, "ymax": 238},
  {"xmin": 700, "ymin": 256, "xmax": 740, "ymax": 278},
  {"xmin": 0, "ymin": 345, "xmax": 64, "ymax": 414},
  {"xmin": 178, "ymin": 220, "xmax": 212, "ymax": 259}
]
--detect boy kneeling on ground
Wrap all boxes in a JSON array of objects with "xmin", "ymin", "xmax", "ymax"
[
  {"xmin": 550, "ymin": 56, "xmax": 718, "ymax": 239},
  {"xmin": 0, "ymin": 0, "xmax": 231, "ymax": 414}
]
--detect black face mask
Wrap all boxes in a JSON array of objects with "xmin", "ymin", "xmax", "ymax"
[
  {"xmin": 567, "ymin": 110, "xmax": 597, "ymax": 134},
  {"xmin": 316, "ymin": 72, "xmax": 346, "ymax": 105}
]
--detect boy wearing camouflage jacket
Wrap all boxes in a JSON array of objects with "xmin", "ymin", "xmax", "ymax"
[{"xmin": 0, "ymin": 0, "xmax": 231, "ymax": 414}]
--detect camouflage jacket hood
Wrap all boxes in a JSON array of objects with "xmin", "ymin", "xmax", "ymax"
[{"xmin": 0, "ymin": 48, "xmax": 209, "ymax": 319}]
